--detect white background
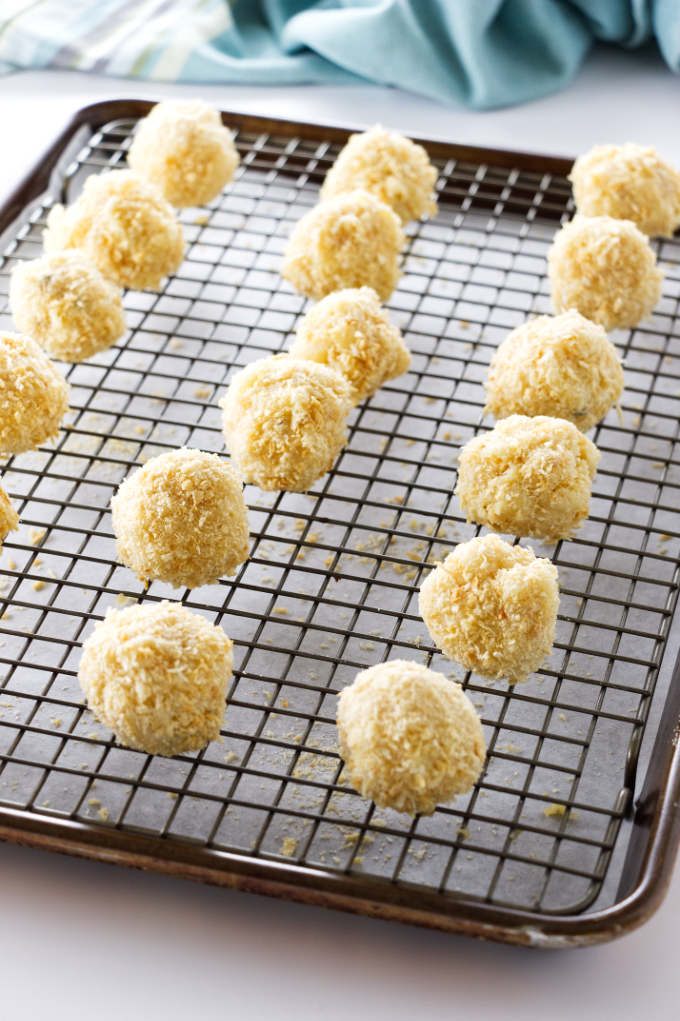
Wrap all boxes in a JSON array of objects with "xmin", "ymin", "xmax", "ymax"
[{"xmin": 0, "ymin": 42, "xmax": 678, "ymax": 1020}]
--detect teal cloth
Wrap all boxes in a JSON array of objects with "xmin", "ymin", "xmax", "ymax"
[{"xmin": 0, "ymin": 0, "xmax": 677, "ymax": 109}]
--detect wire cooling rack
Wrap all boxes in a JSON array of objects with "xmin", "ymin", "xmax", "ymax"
[{"xmin": 0, "ymin": 101, "xmax": 679, "ymax": 947}]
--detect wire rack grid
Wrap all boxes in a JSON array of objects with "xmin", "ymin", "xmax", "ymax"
[{"xmin": 0, "ymin": 107, "xmax": 680, "ymax": 933}]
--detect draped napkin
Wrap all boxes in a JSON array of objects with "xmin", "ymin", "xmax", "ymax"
[{"xmin": 0, "ymin": 0, "xmax": 676, "ymax": 110}]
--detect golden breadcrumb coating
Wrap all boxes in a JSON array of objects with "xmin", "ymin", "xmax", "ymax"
[
  {"xmin": 289, "ymin": 286, "xmax": 411, "ymax": 403},
  {"xmin": 0, "ymin": 331, "xmax": 70, "ymax": 454},
  {"xmin": 456, "ymin": 415, "xmax": 600, "ymax": 541},
  {"xmin": 111, "ymin": 447, "xmax": 250, "ymax": 589},
  {"xmin": 321, "ymin": 124, "xmax": 438, "ymax": 224},
  {"xmin": 0, "ymin": 482, "xmax": 19, "ymax": 550},
  {"xmin": 78, "ymin": 600, "xmax": 233, "ymax": 756},
  {"xmin": 44, "ymin": 170, "xmax": 184, "ymax": 291},
  {"xmin": 9, "ymin": 251, "xmax": 125, "ymax": 362},
  {"xmin": 548, "ymin": 215, "xmax": 663, "ymax": 331},
  {"xmin": 419, "ymin": 534, "xmax": 559, "ymax": 685},
  {"xmin": 128, "ymin": 99, "xmax": 239, "ymax": 207},
  {"xmin": 281, "ymin": 189, "xmax": 404, "ymax": 302},
  {"xmin": 571, "ymin": 143, "xmax": 680, "ymax": 238},
  {"xmin": 219, "ymin": 354, "xmax": 353, "ymax": 492},
  {"xmin": 337, "ymin": 659, "xmax": 485, "ymax": 815},
  {"xmin": 485, "ymin": 310, "xmax": 624, "ymax": 432}
]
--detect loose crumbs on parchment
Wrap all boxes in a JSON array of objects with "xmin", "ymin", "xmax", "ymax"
[
  {"xmin": 281, "ymin": 837, "xmax": 298, "ymax": 857},
  {"xmin": 544, "ymin": 803, "xmax": 578, "ymax": 821}
]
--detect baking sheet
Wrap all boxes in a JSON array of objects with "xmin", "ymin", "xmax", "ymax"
[{"xmin": 0, "ymin": 105, "xmax": 679, "ymax": 941}]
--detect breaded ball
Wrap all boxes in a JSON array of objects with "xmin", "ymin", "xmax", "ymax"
[
  {"xmin": 44, "ymin": 170, "xmax": 184, "ymax": 291},
  {"xmin": 548, "ymin": 215, "xmax": 663, "ymax": 331},
  {"xmin": 0, "ymin": 332, "xmax": 70, "ymax": 454},
  {"xmin": 289, "ymin": 286, "xmax": 411, "ymax": 403},
  {"xmin": 0, "ymin": 482, "xmax": 19, "ymax": 550},
  {"xmin": 219, "ymin": 354, "xmax": 353, "ymax": 492},
  {"xmin": 419, "ymin": 535, "xmax": 559, "ymax": 684},
  {"xmin": 456, "ymin": 415, "xmax": 600, "ymax": 541},
  {"xmin": 78, "ymin": 600, "xmax": 233, "ymax": 756},
  {"xmin": 570, "ymin": 143, "xmax": 680, "ymax": 238},
  {"xmin": 321, "ymin": 125, "xmax": 437, "ymax": 224},
  {"xmin": 111, "ymin": 448, "xmax": 249, "ymax": 589},
  {"xmin": 128, "ymin": 99, "xmax": 239, "ymax": 207},
  {"xmin": 281, "ymin": 189, "xmax": 404, "ymax": 302},
  {"xmin": 485, "ymin": 310, "xmax": 624, "ymax": 432},
  {"xmin": 9, "ymin": 251, "xmax": 125, "ymax": 362},
  {"xmin": 337, "ymin": 659, "xmax": 485, "ymax": 815}
]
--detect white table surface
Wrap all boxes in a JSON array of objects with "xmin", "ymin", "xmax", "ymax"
[{"xmin": 1, "ymin": 43, "xmax": 679, "ymax": 1020}]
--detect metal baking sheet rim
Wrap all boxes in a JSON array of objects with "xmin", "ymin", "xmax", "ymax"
[
  {"xmin": 0, "ymin": 98, "xmax": 679, "ymax": 949},
  {"xmin": 0, "ymin": 770, "xmax": 677, "ymax": 949}
]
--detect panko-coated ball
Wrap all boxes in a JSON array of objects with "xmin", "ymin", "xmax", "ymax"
[
  {"xmin": 44, "ymin": 170, "xmax": 184, "ymax": 291},
  {"xmin": 289, "ymin": 286, "xmax": 411, "ymax": 403},
  {"xmin": 9, "ymin": 251, "xmax": 125, "ymax": 362},
  {"xmin": 456, "ymin": 415, "xmax": 600, "ymax": 541},
  {"xmin": 219, "ymin": 354, "xmax": 353, "ymax": 492},
  {"xmin": 281, "ymin": 189, "xmax": 404, "ymax": 302},
  {"xmin": 337, "ymin": 659, "xmax": 486, "ymax": 816},
  {"xmin": 548, "ymin": 215, "xmax": 662, "ymax": 331},
  {"xmin": 419, "ymin": 535, "xmax": 559, "ymax": 684},
  {"xmin": 128, "ymin": 99, "xmax": 239, "ymax": 207},
  {"xmin": 570, "ymin": 143, "xmax": 680, "ymax": 238},
  {"xmin": 321, "ymin": 125, "xmax": 438, "ymax": 224},
  {"xmin": 78, "ymin": 600, "xmax": 233, "ymax": 756},
  {"xmin": 0, "ymin": 482, "xmax": 19, "ymax": 551},
  {"xmin": 111, "ymin": 448, "xmax": 250, "ymax": 589},
  {"xmin": 0, "ymin": 332, "xmax": 70, "ymax": 454},
  {"xmin": 485, "ymin": 310, "xmax": 624, "ymax": 432}
]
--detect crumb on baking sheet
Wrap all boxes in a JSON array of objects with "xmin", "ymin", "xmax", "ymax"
[
  {"xmin": 281, "ymin": 836, "xmax": 298, "ymax": 858},
  {"xmin": 543, "ymin": 803, "xmax": 578, "ymax": 821}
]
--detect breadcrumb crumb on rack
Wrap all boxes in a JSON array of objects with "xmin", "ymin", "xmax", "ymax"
[
  {"xmin": 544, "ymin": 803, "xmax": 578, "ymax": 821},
  {"xmin": 280, "ymin": 836, "xmax": 298, "ymax": 858}
]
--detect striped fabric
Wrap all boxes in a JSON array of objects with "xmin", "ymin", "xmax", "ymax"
[
  {"xmin": 0, "ymin": 0, "xmax": 239, "ymax": 80},
  {"xmin": 0, "ymin": 1, "xmax": 678, "ymax": 110}
]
